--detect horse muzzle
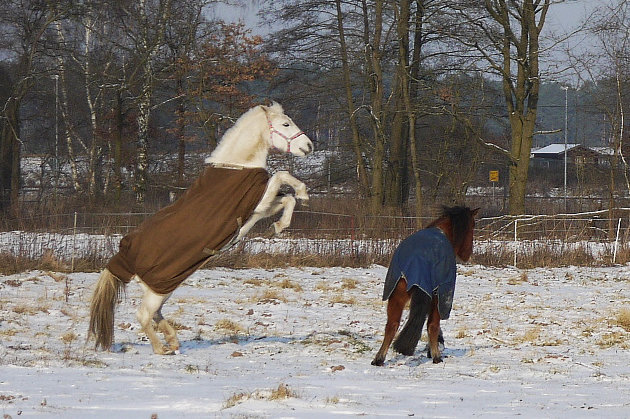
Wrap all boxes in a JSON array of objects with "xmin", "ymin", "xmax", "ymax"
[{"xmin": 294, "ymin": 135, "xmax": 314, "ymax": 157}]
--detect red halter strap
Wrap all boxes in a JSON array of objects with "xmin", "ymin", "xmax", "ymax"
[{"xmin": 266, "ymin": 114, "xmax": 305, "ymax": 153}]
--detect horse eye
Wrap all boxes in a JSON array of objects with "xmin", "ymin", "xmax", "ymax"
[{"xmin": 283, "ymin": 123, "xmax": 290, "ymax": 127}]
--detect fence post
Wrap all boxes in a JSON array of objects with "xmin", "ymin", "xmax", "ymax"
[
  {"xmin": 71, "ymin": 211, "xmax": 77, "ymax": 273},
  {"xmin": 614, "ymin": 217, "xmax": 622, "ymax": 264},
  {"xmin": 513, "ymin": 218, "xmax": 518, "ymax": 268}
]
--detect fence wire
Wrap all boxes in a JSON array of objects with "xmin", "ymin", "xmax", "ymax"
[{"xmin": 2, "ymin": 209, "xmax": 630, "ymax": 268}]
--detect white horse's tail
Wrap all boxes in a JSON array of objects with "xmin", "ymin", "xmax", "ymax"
[{"xmin": 88, "ymin": 268, "xmax": 125, "ymax": 351}]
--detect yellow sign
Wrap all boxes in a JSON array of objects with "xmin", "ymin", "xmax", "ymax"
[{"xmin": 489, "ymin": 170, "xmax": 499, "ymax": 182}]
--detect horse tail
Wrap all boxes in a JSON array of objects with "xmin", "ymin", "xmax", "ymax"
[
  {"xmin": 88, "ymin": 268, "xmax": 126, "ymax": 351},
  {"xmin": 393, "ymin": 289, "xmax": 432, "ymax": 356}
]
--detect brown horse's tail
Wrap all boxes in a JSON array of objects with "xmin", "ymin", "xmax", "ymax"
[
  {"xmin": 393, "ymin": 289, "xmax": 431, "ymax": 356},
  {"xmin": 88, "ymin": 268, "xmax": 125, "ymax": 351}
]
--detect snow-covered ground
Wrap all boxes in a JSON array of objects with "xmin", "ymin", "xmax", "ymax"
[{"xmin": 1, "ymin": 263, "xmax": 629, "ymax": 417}]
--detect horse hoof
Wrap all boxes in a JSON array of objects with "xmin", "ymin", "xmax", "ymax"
[
  {"xmin": 371, "ymin": 358, "xmax": 384, "ymax": 366},
  {"xmin": 432, "ymin": 356, "xmax": 443, "ymax": 364},
  {"xmin": 154, "ymin": 346, "xmax": 176, "ymax": 355}
]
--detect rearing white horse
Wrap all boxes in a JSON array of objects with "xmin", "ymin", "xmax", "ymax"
[{"xmin": 89, "ymin": 102, "xmax": 313, "ymax": 355}]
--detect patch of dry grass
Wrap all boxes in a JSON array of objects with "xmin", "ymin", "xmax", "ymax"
[
  {"xmin": 473, "ymin": 243, "xmax": 599, "ymax": 268},
  {"xmin": 315, "ymin": 281, "xmax": 334, "ymax": 292},
  {"xmin": 0, "ymin": 329, "xmax": 18, "ymax": 337},
  {"xmin": 223, "ymin": 384, "xmax": 298, "ymax": 409},
  {"xmin": 224, "ymin": 391, "xmax": 249, "ymax": 409},
  {"xmin": 514, "ymin": 326, "xmax": 541, "ymax": 344},
  {"xmin": 507, "ymin": 271, "xmax": 528, "ymax": 285},
  {"xmin": 340, "ymin": 278, "xmax": 358, "ymax": 289},
  {"xmin": 12, "ymin": 304, "xmax": 49, "ymax": 315},
  {"xmin": 329, "ymin": 292, "xmax": 357, "ymax": 306},
  {"xmin": 277, "ymin": 278, "xmax": 303, "ymax": 292},
  {"xmin": 214, "ymin": 319, "xmax": 246, "ymax": 334},
  {"xmin": 60, "ymin": 331, "xmax": 78, "ymax": 344},
  {"xmin": 251, "ymin": 289, "xmax": 288, "ymax": 304},
  {"xmin": 597, "ymin": 331, "xmax": 629, "ymax": 349},
  {"xmin": 455, "ymin": 328, "xmax": 468, "ymax": 339},
  {"xmin": 615, "ymin": 308, "xmax": 630, "ymax": 332},
  {"xmin": 269, "ymin": 383, "xmax": 298, "ymax": 400}
]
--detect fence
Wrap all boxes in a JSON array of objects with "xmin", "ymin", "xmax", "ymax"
[{"xmin": 2, "ymin": 209, "xmax": 630, "ymax": 269}]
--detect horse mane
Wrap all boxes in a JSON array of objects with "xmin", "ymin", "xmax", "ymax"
[
  {"xmin": 426, "ymin": 206, "xmax": 476, "ymax": 260},
  {"xmin": 221, "ymin": 102, "xmax": 284, "ymax": 144},
  {"xmin": 207, "ymin": 102, "xmax": 285, "ymax": 166}
]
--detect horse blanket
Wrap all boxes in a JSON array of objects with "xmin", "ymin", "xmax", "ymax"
[
  {"xmin": 107, "ymin": 166, "xmax": 269, "ymax": 295},
  {"xmin": 382, "ymin": 227, "xmax": 457, "ymax": 319}
]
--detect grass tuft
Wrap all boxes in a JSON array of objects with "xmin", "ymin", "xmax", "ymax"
[{"xmin": 616, "ymin": 308, "xmax": 630, "ymax": 332}]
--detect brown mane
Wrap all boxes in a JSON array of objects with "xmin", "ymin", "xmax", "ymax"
[{"xmin": 426, "ymin": 206, "xmax": 479, "ymax": 261}]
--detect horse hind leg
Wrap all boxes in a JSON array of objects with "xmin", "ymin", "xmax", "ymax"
[
  {"xmin": 372, "ymin": 279, "xmax": 410, "ymax": 366},
  {"xmin": 393, "ymin": 288, "xmax": 431, "ymax": 356},
  {"xmin": 153, "ymin": 307, "xmax": 179, "ymax": 353},
  {"xmin": 137, "ymin": 281, "xmax": 175, "ymax": 355},
  {"xmin": 426, "ymin": 294, "xmax": 443, "ymax": 363}
]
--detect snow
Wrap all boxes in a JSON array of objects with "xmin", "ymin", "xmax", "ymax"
[{"xmin": 1, "ymin": 262, "xmax": 629, "ymax": 417}]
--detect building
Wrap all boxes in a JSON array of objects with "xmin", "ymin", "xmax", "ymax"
[{"xmin": 531, "ymin": 144, "xmax": 607, "ymax": 168}]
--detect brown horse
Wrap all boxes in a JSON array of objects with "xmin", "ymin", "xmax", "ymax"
[{"xmin": 372, "ymin": 206, "xmax": 479, "ymax": 366}]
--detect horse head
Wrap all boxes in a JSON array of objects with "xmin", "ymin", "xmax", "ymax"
[
  {"xmin": 429, "ymin": 206, "xmax": 479, "ymax": 262},
  {"xmin": 262, "ymin": 102, "xmax": 313, "ymax": 157},
  {"xmin": 206, "ymin": 102, "xmax": 313, "ymax": 168}
]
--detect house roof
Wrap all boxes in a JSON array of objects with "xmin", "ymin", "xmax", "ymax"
[
  {"xmin": 531, "ymin": 144, "xmax": 581, "ymax": 155},
  {"xmin": 531, "ymin": 144, "xmax": 613, "ymax": 157}
]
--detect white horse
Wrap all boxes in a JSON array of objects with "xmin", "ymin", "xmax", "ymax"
[{"xmin": 89, "ymin": 102, "xmax": 313, "ymax": 355}]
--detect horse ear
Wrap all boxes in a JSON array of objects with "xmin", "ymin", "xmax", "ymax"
[
  {"xmin": 262, "ymin": 101, "xmax": 284, "ymax": 116},
  {"xmin": 262, "ymin": 98, "xmax": 274, "ymax": 107},
  {"xmin": 471, "ymin": 207, "xmax": 481, "ymax": 217}
]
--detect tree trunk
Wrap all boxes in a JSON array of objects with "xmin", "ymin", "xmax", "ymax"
[
  {"xmin": 0, "ymin": 98, "xmax": 20, "ymax": 211},
  {"xmin": 409, "ymin": 0, "xmax": 426, "ymax": 223},
  {"xmin": 134, "ymin": 0, "xmax": 172, "ymax": 203},
  {"xmin": 113, "ymin": 89, "xmax": 124, "ymax": 198},
  {"xmin": 386, "ymin": 0, "xmax": 412, "ymax": 208},
  {"xmin": 362, "ymin": 0, "xmax": 386, "ymax": 210},
  {"xmin": 82, "ymin": 20, "xmax": 104, "ymax": 200},
  {"xmin": 176, "ymin": 77, "xmax": 186, "ymax": 185},
  {"xmin": 335, "ymin": 0, "xmax": 369, "ymax": 194},
  {"xmin": 135, "ymin": 78, "xmax": 151, "ymax": 203},
  {"xmin": 487, "ymin": 0, "xmax": 549, "ymax": 215},
  {"xmin": 54, "ymin": 21, "xmax": 82, "ymax": 193}
]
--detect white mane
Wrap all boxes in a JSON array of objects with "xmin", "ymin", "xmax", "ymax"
[{"xmin": 206, "ymin": 103, "xmax": 285, "ymax": 168}]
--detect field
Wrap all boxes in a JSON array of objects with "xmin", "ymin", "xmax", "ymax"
[{"xmin": 1, "ymin": 262, "xmax": 629, "ymax": 417}]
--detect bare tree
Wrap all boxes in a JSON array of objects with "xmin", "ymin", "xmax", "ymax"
[
  {"xmin": 449, "ymin": 0, "xmax": 552, "ymax": 215},
  {"xmin": 0, "ymin": 1, "xmax": 66, "ymax": 211},
  {"xmin": 263, "ymin": 0, "xmax": 455, "ymax": 212},
  {"xmin": 568, "ymin": 1, "xmax": 630, "ymax": 222}
]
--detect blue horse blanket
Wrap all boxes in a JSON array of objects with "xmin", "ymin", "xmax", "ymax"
[{"xmin": 382, "ymin": 227, "xmax": 457, "ymax": 319}]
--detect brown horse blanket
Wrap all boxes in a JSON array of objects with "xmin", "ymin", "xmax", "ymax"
[{"xmin": 107, "ymin": 166, "xmax": 269, "ymax": 295}]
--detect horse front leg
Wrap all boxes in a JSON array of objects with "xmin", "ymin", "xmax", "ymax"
[
  {"xmin": 372, "ymin": 279, "xmax": 410, "ymax": 366},
  {"xmin": 229, "ymin": 172, "xmax": 306, "ymax": 245},
  {"xmin": 427, "ymin": 294, "xmax": 443, "ymax": 363},
  {"xmin": 269, "ymin": 195, "xmax": 296, "ymax": 236},
  {"xmin": 272, "ymin": 171, "xmax": 309, "ymax": 206}
]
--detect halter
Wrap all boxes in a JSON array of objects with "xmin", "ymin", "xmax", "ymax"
[{"xmin": 266, "ymin": 114, "xmax": 305, "ymax": 153}]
